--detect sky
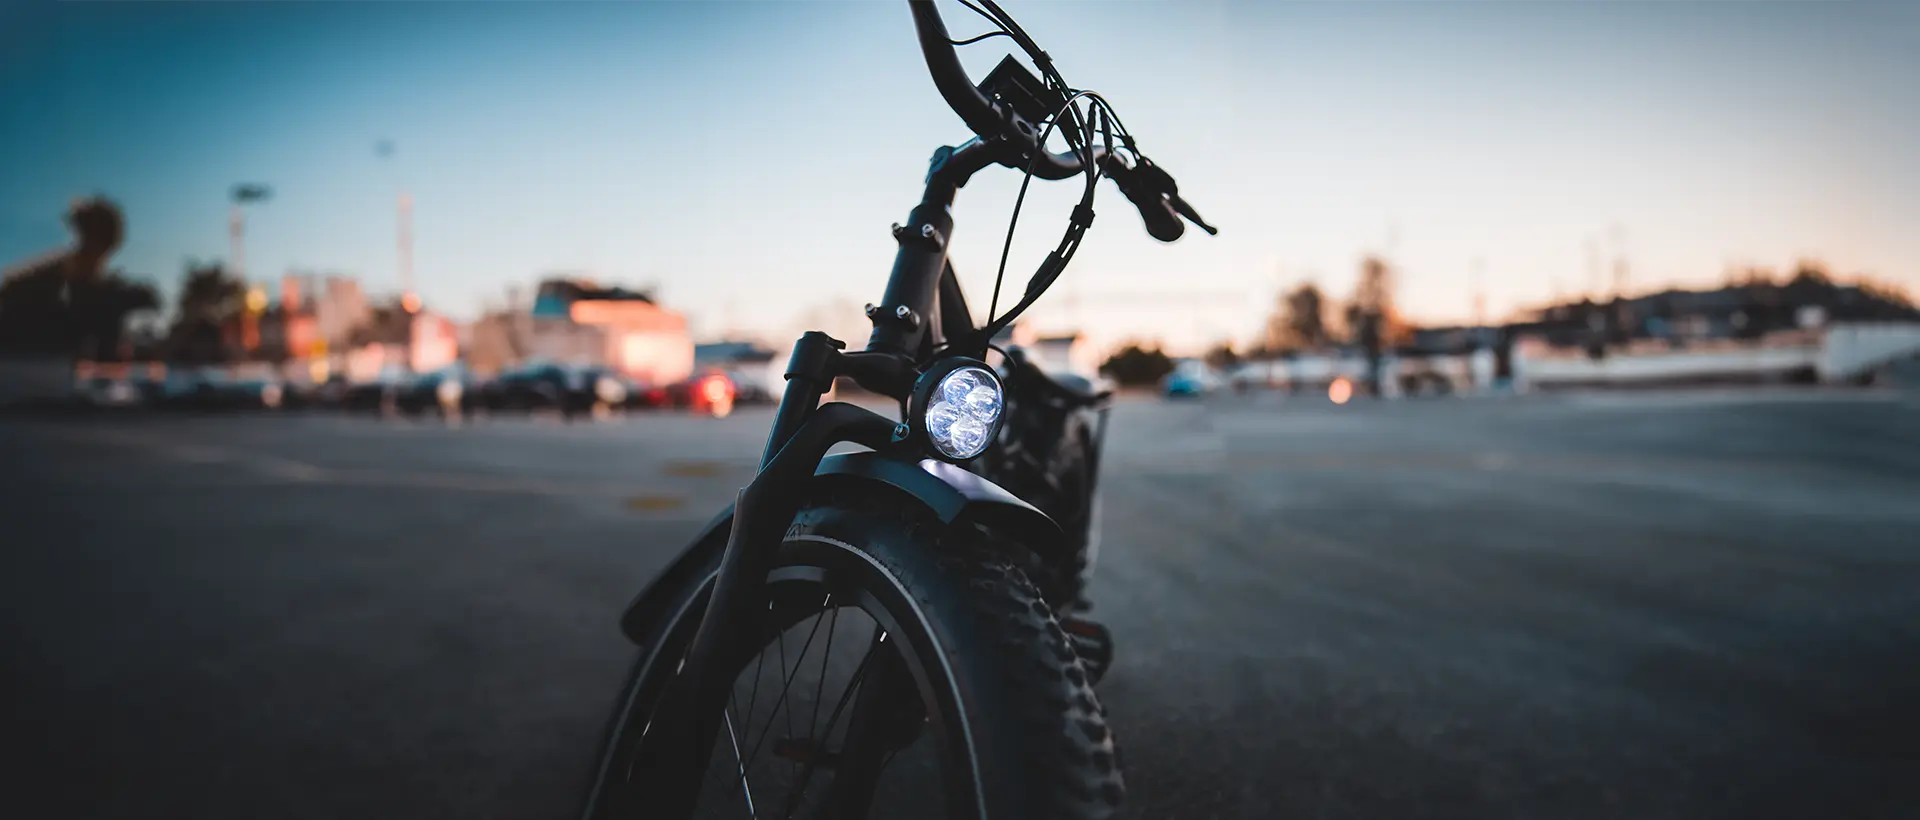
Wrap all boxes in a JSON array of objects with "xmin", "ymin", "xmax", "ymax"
[{"xmin": 3, "ymin": 0, "xmax": 1915, "ymax": 354}]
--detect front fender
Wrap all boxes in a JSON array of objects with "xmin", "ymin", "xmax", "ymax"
[
  {"xmin": 812, "ymin": 451, "xmax": 1064, "ymax": 554},
  {"xmin": 618, "ymin": 451, "xmax": 1063, "ymax": 644}
]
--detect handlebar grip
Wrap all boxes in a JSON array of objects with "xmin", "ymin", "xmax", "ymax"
[{"xmin": 1129, "ymin": 189, "xmax": 1186, "ymax": 242}]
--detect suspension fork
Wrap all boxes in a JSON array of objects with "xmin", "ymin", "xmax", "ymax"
[{"xmin": 632, "ymin": 331, "xmax": 900, "ymax": 814}]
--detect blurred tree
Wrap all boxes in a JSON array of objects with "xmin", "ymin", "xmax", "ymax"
[
  {"xmin": 1857, "ymin": 278, "xmax": 1917, "ymax": 312},
  {"xmin": 69, "ymin": 275, "xmax": 158, "ymax": 360},
  {"xmin": 1098, "ymin": 343, "xmax": 1174, "ymax": 387},
  {"xmin": 1344, "ymin": 256, "xmax": 1408, "ymax": 392},
  {"xmin": 1264, "ymin": 282, "xmax": 1330, "ymax": 353},
  {"xmin": 0, "ymin": 197, "xmax": 142, "ymax": 357},
  {"xmin": 1787, "ymin": 261, "xmax": 1831, "ymax": 288},
  {"xmin": 0, "ymin": 263, "xmax": 69, "ymax": 354},
  {"xmin": 168, "ymin": 262, "xmax": 245, "ymax": 363},
  {"xmin": 1202, "ymin": 342, "xmax": 1240, "ymax": 370}
]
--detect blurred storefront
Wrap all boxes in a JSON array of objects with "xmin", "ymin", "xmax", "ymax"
[{"xmin": 467, "ymin": 277, "xmax": 693, "ymax": 386}]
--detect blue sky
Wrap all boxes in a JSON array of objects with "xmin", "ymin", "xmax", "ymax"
[{"xmin": 3, "ymin": 0, "xmax": 1915, "ymax": 353}]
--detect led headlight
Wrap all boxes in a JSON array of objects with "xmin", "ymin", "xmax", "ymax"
[{"xmin": 909, "ymin": 358, "xmax": 1005, "ymax": 461}]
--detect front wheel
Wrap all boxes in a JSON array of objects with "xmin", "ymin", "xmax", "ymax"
[{"xmin": 582, "ymin": 495, "xmax": 1124, "ymax": 820}]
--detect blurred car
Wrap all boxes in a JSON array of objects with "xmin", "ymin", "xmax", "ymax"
[
  {"xmin": 480, "ymin": 363, "xmax": 639, "ymax": 417},
  {"xmin": 395, "ymin": 365, "xmax": 484, "ymax": 416},
  {"xmin": 151, "ymin": 367, "xmax": 285, "ymax": 412},
  {"xmin": 341, "ymin": 366, "xmax": 412, "ymax": 413},
  {"xmin": 723, "ymin": 366, "xmax": 775, "ymax": 405},
  {"xmin": 1161, "ymin": 359, "xmax": 1223, "ymax": 399},
  {"xmin": 273, "ymin": 374, "xmax": 335, "ymax": 411},
  {"xmin": 74, "ymin": 374, "xmax": 144, "ymax": 408},
  {"xmin": 655, "ymin": 368, "xmax": 737, "ymax": 417},
  {"xmin": 1226, "ymin": 360, "xmax": 1287, "ymax": 393},
  {"xmin": 309, "ymin": 376, "xmax": 352, "ymax": 409}
]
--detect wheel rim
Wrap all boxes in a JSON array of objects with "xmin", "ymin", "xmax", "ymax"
[{"xmin": 595, "ymin": 537, "xmax": 979, "ymax": 820}]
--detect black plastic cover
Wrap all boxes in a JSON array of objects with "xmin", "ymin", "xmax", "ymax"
[{"xmin": 978, "ymin": 55, "xmax": 1064, "ymax": 127}]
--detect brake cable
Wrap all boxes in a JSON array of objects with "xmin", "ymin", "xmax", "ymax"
[
  {"xmin": 984, "ymin": 88, "xmax": 1098, "ymax": 325},
  {"xmin": 948, "ymin": 30, "xmax": 1011, "ymax": 46},
  {"xmin": 941, "ymin": 0, "xmax": 1151, "ymax": 357}
]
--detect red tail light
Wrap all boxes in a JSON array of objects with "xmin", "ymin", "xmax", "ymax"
[{"xmin": 701, "ymin": 375, "xmax": 734, "ymax": 404}]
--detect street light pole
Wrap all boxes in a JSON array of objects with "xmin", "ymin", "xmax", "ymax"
[
  {"xmin": 399, "ymin": 190, "xmax": 417, "ymax": 313},
  {"xmin": 230, "ymin": 206, "xmax": 246, "ymax": 283},
  {"xmin": 230, "ymin": 184, "xmax": 272, "ymax": 358}
]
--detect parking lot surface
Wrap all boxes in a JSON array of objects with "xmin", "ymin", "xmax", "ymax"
[{"xmin": 3, "ymin": 389, "xmax": 1917, "ymax": 819}]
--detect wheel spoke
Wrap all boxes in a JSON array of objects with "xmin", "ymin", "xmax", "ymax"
[
  {"xmin": 741, "ymin": 606, "xmax": 770, "ymax": 750},
  {"xmin": 775, "ymin": 609, "xmax": 795, "ymax": 763},
  {"xmin": 740, "ymin": 594, "xmax": 835, "ymax": 774},
  {"xmin": 807, "ymin": 602, "xmax": 841, "ymax": 744},
  {"xmin": 723, "ymin": 706, "xmax": 758, "ymax": 819},
  {"xmin": 778, "ymin": 629, "xmax": 884, "ymax": 820}
]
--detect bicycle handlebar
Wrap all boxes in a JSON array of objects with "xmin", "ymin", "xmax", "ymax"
[
  {"xmin": 908, "ymin": 0, "xmax": 1091, "ymax": 179},
  {"xmin": 907, "ymin": 0, "xmax": 1213, "ymax": 242}
]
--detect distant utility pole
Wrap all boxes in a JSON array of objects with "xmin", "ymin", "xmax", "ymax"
[
  {"xmin": 230, "ymin": 184, "xmax": 272, "ymax": 354},
  {"xmin": 1470, "ymin": 256, "xmax": 1487, "ymax": 327},
  {"xmin": 1585, "ymin": 238, "xmax": 1602, "ymax": 300},
  {"xmin": 1609, "ymin": 224, "xmax": 1629, "ymax": 300},
  {"xmin": 229, "ymin": 208, "xmax": 245, "ymax": 283},
  {"xmin": 376, "ymin": 139, "xmax": 418, "ymax": 314},
  {"xmin": 229, "ymin": 183, "xmax": 272, "ymax": 280},
  {"xmin": 398, "ymin": 191, "xmax": 416, "ymax": 313}
]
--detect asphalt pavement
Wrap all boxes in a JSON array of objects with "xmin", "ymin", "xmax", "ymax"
[{"xmin": 3, "ymin": 388, "xmax": 1917, "ymax": 819}]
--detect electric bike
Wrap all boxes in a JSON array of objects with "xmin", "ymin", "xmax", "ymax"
[{"xmin": 581, "ymin": 2, "xmax": 1214, "ymax": 817}]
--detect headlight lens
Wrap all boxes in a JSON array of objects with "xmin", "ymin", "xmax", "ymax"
[{"xmin": 917, "ymin": 362, "xmax": 1003, "ymax": 460}]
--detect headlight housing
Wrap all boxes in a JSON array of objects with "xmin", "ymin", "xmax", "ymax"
[{"xmin": 909, "ymin": 358, "xmax": 1005, "ymax": 461}]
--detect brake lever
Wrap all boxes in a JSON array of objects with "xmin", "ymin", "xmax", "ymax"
[
  {"xmin": 1136, "ymin": 157, "xmax": 1217, "ymax": 236},
  {"xmin": 1168, "ymin": 194, "xmax": 1218, "ymax": 236}
]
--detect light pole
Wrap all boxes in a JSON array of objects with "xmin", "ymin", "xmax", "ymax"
[
  {"xmin": 374, "ymin": 140, "xmax": 417, "ymax": 313},
  {"xmin": 399, "ymin": 190, "xmax": 417, "ymax": 314},
  {"xmin": 231, "ymin": 184, "xmax": 272, "ymax": 356},
  {"xmin": 1470, "ymin": 256, "xmax": 1486, "ymax": 328},
  {"xmin": 229, "ymin": 184, "xmax": 271, "ymax": 277}
]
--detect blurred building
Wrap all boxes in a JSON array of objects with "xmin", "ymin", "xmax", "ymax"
[
  {"xmin": 410, "ymin": 311, "xmax": 459, "ymax": 373},
  {"xmin": 1497, "ymin": 273, "xmax": 1920, "ymax": 390},
  {"xmin": 310, "ymin": 274, "xmax": 372, "ymax": 354},
  {"xmin": 464, "ymin": 309, "xmax": 527, "ymax": 377},
  {"xmin": 1509, "ymin": 272, "xmax": 1918, "ymax": 352},
  {"xmin": 468, "ymin": 277, "xmax": 693, "ymax": 385},
  {"xmin": 256, "ymin": 273, "xmax": 321, "ymax": 363}
]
